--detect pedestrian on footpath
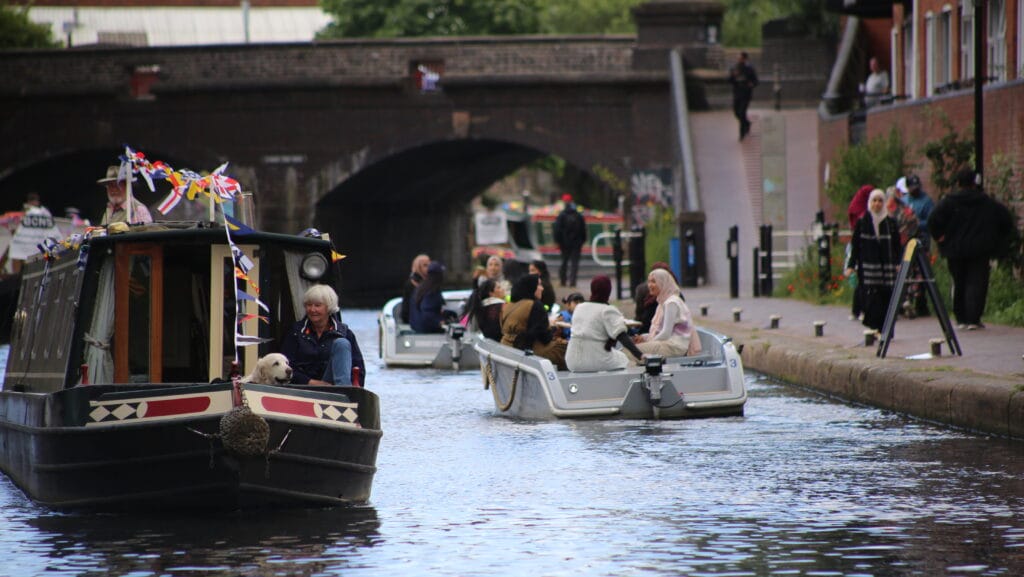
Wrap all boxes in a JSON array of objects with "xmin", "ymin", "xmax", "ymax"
[
  {"xmin": 901, "ymin": 174, "xmax": 935, "ymax": 317},
  {"xmin": 845, "ymin": 184, "xmax": 875, "ymax": 321},
  {"xmin": 729, "ymin": 51, "xmax": 758, "ymax": 140},
  {"xmin": 928, "ymin": 169, "xmax": 1017, "ymax": 330},
  {"xmin": 553, "ymin": 194, "xmax": 586, "ymax": 288},
  {"xmin": 845, "ymin": 189, "xmax": 901, "ymax": 332}
]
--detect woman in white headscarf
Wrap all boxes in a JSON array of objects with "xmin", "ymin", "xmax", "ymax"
[
  {"xmin": 630, "ymin": 269, "xmax": 701, "ymax": 359},
  {"xmin": 845, "ymin": 188, "xmax": 902, "ymax": 331}
]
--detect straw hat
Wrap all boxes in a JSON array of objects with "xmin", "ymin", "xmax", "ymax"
[{"xmin": 96, "ymin": 165, "xmax": 136, "ymax": 185}]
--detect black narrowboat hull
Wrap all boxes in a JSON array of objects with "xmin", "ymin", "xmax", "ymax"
[{"xmin": 0, "ymin": 383, "xmax": 382, "ymax": 510}]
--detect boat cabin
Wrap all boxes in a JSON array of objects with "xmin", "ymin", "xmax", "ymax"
[{"xmin": 3, "ymin": 224, "xmax": 337, "ymax": 393}]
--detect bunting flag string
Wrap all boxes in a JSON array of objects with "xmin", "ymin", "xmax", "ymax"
[{"xmin": 117, "ymin": 145, "xmax": 243, "ymax": 216}]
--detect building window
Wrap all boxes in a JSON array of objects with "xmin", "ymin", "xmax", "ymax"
[
  {"xmin": 903, "ymin": 15, "xmax": 915, "ymax": 96},
  {"xmin": 935, "ymin": 10, "xmax": 952, "ymax": 90},
  {"xmin": 926, "ymin": 12, "xmax": 936, "ymax": 95},
  {"xmin": 960, "ymin": 1, "xmax": 975, "ymax": 81},
  {"xmin": 1018, "ymin": 0, "xmax": 1023, "ymax": 77},
  {"xmin": 988, "ymin": 0, "xmax": 1007, "ymax": 80}
]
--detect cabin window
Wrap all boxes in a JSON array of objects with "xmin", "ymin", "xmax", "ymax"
[
  {"xmin": 114, "ymin": 245, "xmax": 163, "ymax": 384},
  {"xmin": 127, "ymin": 255, "xmax": 154, "ymax": 382}
]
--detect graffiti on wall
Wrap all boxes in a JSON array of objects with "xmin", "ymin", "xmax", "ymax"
[{"xmin": 630, "ymin": 168, "xmax": 672, "ymax": 225}]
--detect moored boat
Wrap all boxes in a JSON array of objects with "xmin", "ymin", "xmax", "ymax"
[
  {"xmin": 0, "ymin": 223, "xmax": 381, "ymax": 510},
  {"xmin": 473, "ymin": 327, "xmax": 746, "ymax": 420},
  {"xmin": 378, "ymin": 289, "xmax": 480, "ymax": 370}
]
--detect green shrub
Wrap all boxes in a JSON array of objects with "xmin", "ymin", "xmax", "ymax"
[
  {"xmin": 644, "ymin": 205, "xmax": 674, "ymax": 267},
  {"xmin": 774, "ymin": 242, "xmax": 852, "ymax": 305},
  {"xmin": 824, "ymin": 128, "xmax": 908, "ymax": 223}
]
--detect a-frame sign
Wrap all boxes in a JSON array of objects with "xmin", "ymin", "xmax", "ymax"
[{"xmin": 877, "ymin": 238, "xmax": 962, "ymax": 358}]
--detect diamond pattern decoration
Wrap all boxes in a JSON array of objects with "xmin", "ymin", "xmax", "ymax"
[
  {"xmin": 112, "ymin": 403, "xmax": 140, "ymax": 420},
  {"xmin": 89, "ymin": 406, "xmax": 111, "ymax": 422}
]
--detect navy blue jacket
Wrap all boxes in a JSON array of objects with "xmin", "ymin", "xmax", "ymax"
[
  {"xmin": 280, "ymin": 315, "xmax": 366, "ymax": 385},
  {"xmin": 410, "ymin": 289, "xmax": 446, "ymax": 333}
]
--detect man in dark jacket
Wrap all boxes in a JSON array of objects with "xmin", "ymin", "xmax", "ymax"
[
  {"xmin": 552, "ymin": 194, "xmax": 587, "ymax": 288},
  {"xmin": 929, "ymin": 169, "xmax": 1017, "ymax": 330},
  {"xmin": 729, "ymin": 51, "xmax": 758, "ymax": 140}
]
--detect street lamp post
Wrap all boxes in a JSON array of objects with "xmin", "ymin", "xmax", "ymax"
[{"xmin": 974, "ymin": 0, "xmax": 986, "ymax": 179}]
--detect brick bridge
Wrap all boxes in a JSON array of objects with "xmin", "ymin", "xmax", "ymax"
[{"xmin": 1, "ymin": 2, "xmax": 735, "ymax": 302}]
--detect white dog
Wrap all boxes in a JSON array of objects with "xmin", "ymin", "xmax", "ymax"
[{"xmin": 242, "ymin": 353, "xmax": 294, "ymax": 385}]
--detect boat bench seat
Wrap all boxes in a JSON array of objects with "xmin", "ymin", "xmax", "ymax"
[{"xmin": 665, "ymin": 353, "xmax": 718, "ymax": 366}]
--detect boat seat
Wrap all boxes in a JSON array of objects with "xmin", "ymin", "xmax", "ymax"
[
  {"xmin": 397, "ymin": 324, "xmax": 416, "ymax": 336},
  {"xmin": 666, "ymin": 353, "xmax": 718, "ymax": 367}
]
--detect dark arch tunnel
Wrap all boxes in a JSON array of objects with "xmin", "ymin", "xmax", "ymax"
[{"xmin": 315, "ymin": 139, "xmax": 548, "ymax": 307}]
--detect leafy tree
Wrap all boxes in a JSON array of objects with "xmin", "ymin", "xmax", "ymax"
[
  {"xmin": 0, "ymin": 1, "xmax": 59, "ymax": 49},
  {"xmin": 539, "ymin": 0, "xmax": 643, "ymax": 35},
  {"xmin": 318, "ymin": 0, "xmax": 544, "ymax": 38},
  {"xmin": 824, "ymin": 128, "xmax": 908, "ymax": 223},
  {"xmin": 723, "ymin": 0, "xmax": 836, "ymax": 47}
]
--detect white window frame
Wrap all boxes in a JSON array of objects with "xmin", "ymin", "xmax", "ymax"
[
  {"xmin": 905, "ymin": 9, "xmax": 917, "ymax": 97},
  {"xmin": 960, "ymin": 1, "xmax": 975, "ymax": 81},
  {"xmin": 988, "ymin": 0, "xmax": 1007, "ymax": 81},
  {"xmin": 926, "ymin": 11, "xmax": 936, "ymax": 95},
  {"xmin": 935, "ymin": 7, "xmax": 953, "ymax": 89}
]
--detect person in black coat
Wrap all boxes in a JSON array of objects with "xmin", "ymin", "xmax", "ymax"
[
  {"xmin": 280, "ymin": 284, "xmax": 365, "ymax": 386},
  {"xmin": 729, "ymin": 51, "xmax": 759, "ymax": 140},
  {"xmin": 929, "ymin": 169, "xmax": 1017, "ymax": 329},
  {"xmin": 553, "ymin": 195, "xmax": 587, "ymax": 288},
  {"xmin": 410, "ymin": 261, "xmax": 447, "ymax": 334},
  {"xmin": 400, "ymin": 254, "xmax": 430, "ymax": 324},
  {"xmin": 845, "ymin": 189, "xmax": 902, "ymax": 332}
]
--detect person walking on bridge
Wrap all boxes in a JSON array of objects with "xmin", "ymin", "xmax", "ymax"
[
  {"xmin": 553, "ymin": 194, "xmax": 586, "ymax": 288},
  {"xmin": 729, "ymin": 51, "xmax": 759, "ymax": 140}
]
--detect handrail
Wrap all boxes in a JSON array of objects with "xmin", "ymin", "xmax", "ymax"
[{"xmin": 590, "ymin": 230, "xmax": 642, "ymax": 267}]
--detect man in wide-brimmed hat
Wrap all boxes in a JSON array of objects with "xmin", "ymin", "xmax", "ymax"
[{"xmin": 97, "ymin": 165, "xmax": 152, "ymax": 225}]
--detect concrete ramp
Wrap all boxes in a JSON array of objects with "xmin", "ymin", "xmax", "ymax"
[{"xmin": 691, "ymin": 107, "xmax": 821, "ymax": 295}]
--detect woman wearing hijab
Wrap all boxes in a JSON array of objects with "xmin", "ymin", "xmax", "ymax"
[
  {"xmin": 565, "ymin": 275, "xmax": 645, "ymax": 372},
  {"xmin": 500, "ymin": 273, "xmax": 567, "ymax": 369},
  {"xmin": 633, "ymin": 261, "xmax": 676, "ymax": 334},
  {"xmin": 846, "ymin": 184, "xmax": 875, "ymax": 322},
  {"xmin": 631, "ymin": 269, "xmax": 701, "ymax": 358},
  {"xmin": 845, "ymin": 188, "xmax": 902, "ymax": 331}
]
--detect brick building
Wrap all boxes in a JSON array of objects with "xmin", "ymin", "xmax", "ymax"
[{"xmin": 819, "ymin": 0, "xmax": 1024, "ymax": 220}]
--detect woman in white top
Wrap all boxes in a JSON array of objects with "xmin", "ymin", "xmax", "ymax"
[
  {"xmin": 632, "ymin": 269, "xmax": 701, "ymax": 358},
  {"xmin": 566, "ymin": 275, "xmax": 645, "ymax": 372}
]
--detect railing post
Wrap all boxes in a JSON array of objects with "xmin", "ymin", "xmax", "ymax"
[
  {"xmin": 628, "ymin": 225, "xmax": 646, "ymax": 296},
  {"xmin": 727, "ymin": 225, "xmax": 739, "ymax": 298},
  {"xmin": 613, "ymin": 228, "xmax": 624, "ymax": 300},
  {"xmin": 759, "ymin": 224, "xmax": 774, "ymax": 296},
  {"xmin": 752, "ymin": 247, "xmax": 761, "ymax": 297}
]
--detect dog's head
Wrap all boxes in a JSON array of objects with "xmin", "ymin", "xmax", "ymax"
[{"xmin": 246, "ymin": 353, "xmax": 293, "ymax": 384}]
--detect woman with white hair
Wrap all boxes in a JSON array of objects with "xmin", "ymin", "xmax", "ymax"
[
  {"xmin": 281, "ymin": 284, "xmax": 366, "ymax": 386},
  {"xmin": 631, "ymin": 269, "xmax": 701, "ymax": 358},
  {"xmin": 845, "ymin": 188, "xmax": 902, "ymax": 331}
]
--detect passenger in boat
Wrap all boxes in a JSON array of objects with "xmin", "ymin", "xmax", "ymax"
[
  {"xmin": 529, "ymin": 259, "xmax": 557, "ymax": 310},
  {"xmin": 630, "ymin": 269, "xmax": 701, "ymax": 359},
  {"xmin": 466, "ymin": 278, "xmax": 506, "ymax": 341},
  {"xmin": 480, "ymin": 255, "xmax": 511, "ymax": 296},
  {"xmin": 410, "ymin": 261, "xmax": 447, "ymax": 334},
  {"xmin": 281, "ymin": 284, "xmax": 366, "ymax": 386},
  {"xmin": 400, "ymin": 254, "xmax": 430, "ymax": 324},
  {"xmin": 500, "ymin": 273, "xmax": 567, "ymax": 369},
  {"xmin": 566, "ymin": 275, "xmax": 645, "ymax": 372},
  {"xmin": 555, "ymin": 292, "xmax": 585, "ymax": 339},
  {"xmin": 633, "ymin": 261, "xmax": 676, "ymax": 334},
  {"xmin": 97, "ymin": 165, "xmax": 153, "ymax": 225}
]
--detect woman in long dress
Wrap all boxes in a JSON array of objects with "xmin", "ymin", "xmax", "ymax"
[
  {"xmin": 632, "ymin": 269, "xmax": 701, "ymax": 358},
  {"xmin": 565, "ymin": 275, "xmax": 645, "ymax": 372},
  {"xmin": 845, "ymin": 188, "xmax": 901, "ymax": 331}
]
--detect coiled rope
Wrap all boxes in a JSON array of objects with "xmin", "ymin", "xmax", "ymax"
[{"xmin": 484, "ymin": 355, "xmax": 518, "ymax": 412}]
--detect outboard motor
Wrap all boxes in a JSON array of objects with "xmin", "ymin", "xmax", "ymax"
[
  {"xmin": 446, "ymin": 323, "xmax": 466, "ymax": 370},
  {"xmin": 641, "ymin": 355, "xmax": 666, "ymax": 405}
]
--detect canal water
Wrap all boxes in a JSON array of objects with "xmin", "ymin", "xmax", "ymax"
[{"xmin": 1, "ymin": 309, "xmax": 1022, "ymax": 577}]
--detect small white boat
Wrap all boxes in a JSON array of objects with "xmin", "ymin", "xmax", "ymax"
[
  {"xmin": 473, "ymin": 328, "xmax": 746, "ymax": 420},
  {"xmin": 378, "ymin": 289, "xmax": 480, "ymax": 370}
]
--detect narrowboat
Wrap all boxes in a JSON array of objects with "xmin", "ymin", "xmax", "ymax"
[{"xmin": 0, "ymin": 222, "xmax": 381, "ymax": 510}]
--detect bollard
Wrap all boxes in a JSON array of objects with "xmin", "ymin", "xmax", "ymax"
[
  {"xmin": 769, "ymin": 314, "xmax": 781, "ymax": 329},
  {"xmin": 863, "ymin": 330, "xmax": 877, "ymax": 347},
  {"xmin": 700, "ymin": 304, "xmax": 709, "ymax": 317},
  {"xmin": 733, "ymin": 307, "xmax": 742, "ymax": 322},
  {"xmin": 930, "ymin": 338, "xmax": 943, "ymax": 356},
  {"xmin": 813, "ymin": 320, "xmax": 826, "ymax": 337}
]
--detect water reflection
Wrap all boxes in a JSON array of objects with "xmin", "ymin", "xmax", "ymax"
[{"xmin": 0, "ymin": 311, "xmax": 1021, "ymax": 577}]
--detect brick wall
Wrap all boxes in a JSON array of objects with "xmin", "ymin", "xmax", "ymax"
[{"xmin": 0, "ymin": 37, "xmax": 642, "ymax": 96}]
